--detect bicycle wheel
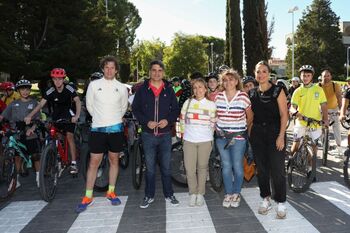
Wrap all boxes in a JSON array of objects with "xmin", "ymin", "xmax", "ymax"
[
  {"xmin": 0, "ymin": 149, "xmax": 17, "ymax": 200},
  {"xmin": 208, "ymin": 145, "xmax": 223, "ymax": 192},
  {"xmin": 343, "ymin": 149, "xmax": 350, "ymax": 188},
  {"xmin": 341, "ymin": 119, "xmax": 350, "ymax": 130},
  {"xmin": 171, "ymin": 141, "xmax": 188, "ymax": 187},
  {"xmin": 322, "ymin": 128, "xmax": 329, "ymax": 166},
  {"xmin": 119, "ymin": 148, "xmax": 129, "ymax": 169},
  {"xmin": 132, "ymin": 139, "xmax": 143, "ymax": 189},
  {"xmin": 287, "ymin": 144, "xmax": 316, "ymax": 193},
  {"xmin": 39, "ymin": 143, "xmax": 58, "ymax": 202}
]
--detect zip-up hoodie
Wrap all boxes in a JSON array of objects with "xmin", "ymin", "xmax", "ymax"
[{"xmin": 132, "ymin": 79, "xmax": 180, "ymax": 135}]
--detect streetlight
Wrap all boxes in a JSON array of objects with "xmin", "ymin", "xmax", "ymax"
[
  {"xmin": 210, "ymin": 42, "xmax": 214, "ymax": 73},
  {"xmin": 347, "ymin": 46, "xmax": 350, "ymax": 79},
  {"xmin": 105, "ymin": 0, "xmax": 108, "ymax": 18},
  {"xmin": 288, "ymin": 6, "xmax": 298, "ymax": 79}
]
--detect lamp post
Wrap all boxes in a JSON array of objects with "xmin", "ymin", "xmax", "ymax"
[
  {"xmin": 347, "ymin": 46, "xmax": 350, "ymax": 79},
  {"xmin": 105, "ymin": 0, "xmax": 108, "ymax": 18},
  {"xmin": 288, "ymin": 6, "xmax": 298, "ymax": 79},
  {"xmin": 210, "ymin": 42, "xmax": 214, "ymax": 73}
]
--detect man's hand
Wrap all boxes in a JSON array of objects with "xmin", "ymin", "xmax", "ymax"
[
  {"xmin": 71, "ymin": 116, "xmax": 79, "ymax": 123},
  {"xmin": 323, "ymin": 119, "xmax": 330, "ymax": 128},
  {"xmin": 147, "ymin": 121, "xmax": 158, "ymax": 129},
  {"xmin": 26, "ymin": 128, "xmax": 35, "ymax": 137},
  {"xmin": 158, "ymin": 119, "xmax": 168, "ymax": 129},
  {"xmin": 276, "ymin": 134, "xmax": 285, "ymax": 151},
  {"xmin": 339, "ymin": 114, "xmax": 346, "ymax": 121},
  {"xmin": 24, "ymin": 116, "xmax": 32, "ymax": 125}
]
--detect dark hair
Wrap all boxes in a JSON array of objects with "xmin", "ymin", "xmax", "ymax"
[
  {"xmin": 100, "ymin": 55, "xmax": 119, "ymax": 71},
  {"xmin": 255, "ymin": 60, "xmax": 271, "ymax": 73},
  {"xmin": 190, "ymin": 71, "xmax": 203, "ymax": 80},
  {"xmin": 149, "ymin": 60, "xmax": 165, "ymax": 70},
  {"xmin": 321, "ymin": 67, "xmax": 333, "ymax": 74}
]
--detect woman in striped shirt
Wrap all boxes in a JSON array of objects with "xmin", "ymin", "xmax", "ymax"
[
  {"xmin": 215, "ymin": 69, "xmax": 253, "ymax": 208},
  {"xmin": 180, "ymin": 78, "xmax": 217, "ymax": 207}
]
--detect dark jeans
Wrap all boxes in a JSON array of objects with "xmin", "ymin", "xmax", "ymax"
[
  {"xmin": 250, "ymin": 124, "xmax": 286, "ymax": 203},
  {"xmin": 141, "ymin": 132, "xmax": 174, "ymax": 198}
]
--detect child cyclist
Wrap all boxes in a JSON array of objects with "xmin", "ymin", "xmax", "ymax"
[
  {"xmin": 290, "ymin": 65, "xmax": 328, "ymax": 173},
  {"xmin": 0, "ymin": 80, "xmax": 41, "ymax": 188}
]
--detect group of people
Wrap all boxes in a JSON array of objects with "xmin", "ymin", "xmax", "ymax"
[{"xmin": 2, "ymin": 54, "xmax": 347, "ymax": 221}]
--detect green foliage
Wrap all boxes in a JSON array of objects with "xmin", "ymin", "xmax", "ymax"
[
  {"xmin": 292, "ymin": 0, "xmax": 345, "ymax": 79},
  {"xmin": 163, "ymin": 33, "xmax": 208, "ymax": 78},
  {"xmin": 198, "ymin": 36, "xmax": 225, "ymax": 72},
  {"xmin": 130, "ymin": 39, "xmax": 165, "ymax": 80}
]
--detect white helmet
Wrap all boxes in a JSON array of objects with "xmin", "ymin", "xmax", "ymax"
[
  {"xmin": 276, "ymin": 79, "xmax": 290, "ymax": 92},
  {"xmin": 291, "ymin": 77, "xmax": 300, "ymax": 82}
]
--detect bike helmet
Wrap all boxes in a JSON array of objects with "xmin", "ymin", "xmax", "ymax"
[
  {"xmin": 242, "ymin": 76, "xmax": 256, "ymax": 85},
  {"xmin": 206, "ymin": 72, "xmax": 218, "ymax": 82},
  {"xmin": 276, "ymin": 79, "xmax": 290, "ymax": 92},
  {"xmin": 299, "ymin": 65, "xmax": 315, "ymax": 74},
  {"xmin": 172, "ymin": 76, "xmax": 180, "ymax": 82},
  {"xmin": 1, "ymin": 81, "xmax": 15, "ymax": 90},
  {"xmin": 291, "ymin": 77, "xmax": 300, "ymax": 82},
  {"xmin": 15, "ymin": 79, "xmax": 32, "ymax": 90},
  {"xmin": 90, "ymin": 72, "xmax": 104, "ymax": 81},
  {"xmin": 50, "ymin": 68, "xmax": 66, "ymax": 78},
  {"xmin": 218, "ymin": 65, "xmax": 230, "ymax": 74}
]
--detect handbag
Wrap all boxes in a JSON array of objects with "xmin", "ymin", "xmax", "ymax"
[{"xmin": 243, "ymin": 156, "xmax": 256, "ymax": 182}]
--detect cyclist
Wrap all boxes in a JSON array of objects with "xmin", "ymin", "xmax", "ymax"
[
  {"xmin": 178, "ymin": 71, "xmax": 203, "ymax": 109},
  {"xmin": 24, "ymin": 68, "xmax": 81, "ymax": 175},
  {"xmin": 320, "ymin": 68, "xmax": 342, "ymax": 154},
  {"xmin": 132, "ymin": 60, "xmax": 180, "ymax": 209},
  {"xmin": 206, "ymin": 72, "xmax": 220, "ymax": 101},
  {"xmin": 0, "ymin": 80, "xmax": 41, "ymax": 188},
  {"xmin": 76, "ymin": 56, "xmax": 128, "ymax": 213},
  {"xmin": 290, "ymin": 65, "xmax": 328, "ymax": 176},
  {"xmin": 289, "ymin": 77, "xmax": 300, "ymax": 98},
  {"xmin": 242, "ymin": 76, "xmax": 257, "ymax": 93},
  {"xmin": 249, "ymin": 61, "xmax": 288, "ymax": 219},
  {"xmin": 0, "ymin": 81, "xmax": 20, "ymax": 105},
  {"xmin": 171, "ymin": 76, "xmax": 182, "ymax": 101},
  {"xmin": 339, "ymin": 77, "xmax": 350, "ymax": 149}
]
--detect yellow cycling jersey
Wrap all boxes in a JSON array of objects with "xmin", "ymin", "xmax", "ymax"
[
  {"xmin": 321, "ymin": 82, "xmax": 341, "ymax": 110},
  {"xmin": 291, "ymin": 84, "xmax": 327, "ymax": 127},
  {"xmin": 1, "ymin": 92, "xmax": 20, "ymax": 106}
]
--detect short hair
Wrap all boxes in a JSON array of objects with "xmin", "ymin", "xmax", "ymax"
[
  {"xmin": 100, "ymin": 55, "xmax": 119, "ymax": 71},
  {"xmin": 255, "ymin": 60, "xmax": 271, "ymax": 73},
  {"xmin": 219, "ymin": 68, "xmax": 243, "ymax": 91},
  {"xmin": 149, "ymin": 60, "xmax": 165, "ymax": 70},
  {"xmin": 321, "ymin": 67, "xmax": 333, "ymax": 75}
]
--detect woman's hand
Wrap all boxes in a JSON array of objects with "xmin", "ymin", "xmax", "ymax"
[{"xmin": 276, "ymin": 134, "xmax": 285, "ymax": 151}]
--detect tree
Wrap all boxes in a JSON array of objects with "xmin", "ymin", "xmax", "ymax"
[
  {"xmin": 293, "ymin": 0, "xmax": 344, "ymax": 78},
  {"xmin": 227, "ymin": 0, "xmax": 243, "ymax": 75},
  {"xmin": 130, "ymin": 39, "xmax": 165, "ymax": 80},
  {"xmin": 224, "ymin": 0, "xmax": 230, "ymax": 66},
  {"xmin": 243, "ymin": 0, "xmax": 271, "ymax": 76},
  {"xmin": 163, "ymin": 33, "xmax": 207, "ymax": 78},
  {"xmin": 198, "ymin": 36, "xmax": 225, "ymax": 73}
]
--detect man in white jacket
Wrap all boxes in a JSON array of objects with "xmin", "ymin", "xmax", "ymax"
[{"xmin": 76, "ymin": 56, "xmax": 128, "ymax": 213}]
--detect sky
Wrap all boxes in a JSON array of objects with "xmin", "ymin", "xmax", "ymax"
[{"xmin": 128, "ymin": 0, "xmax": 348, "ymax": 59}]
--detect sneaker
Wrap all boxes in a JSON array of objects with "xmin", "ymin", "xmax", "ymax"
[
  {"xmin": 222, "ymin": 194, "xmax": 231, "ymax": 208},
  {"xmin": 16, "ymin": 179, "xmax": 21, "ymax": 189},
  {"xmin": 189, "ymin": 194, "xmax": 197, "ymax": 207},
  {"xmin": 106, "ymin": 192, "xmax": 121, "ymax": 205},
  {"xmin": 307, "ymin": 171, "xmax": 317, "ymax": 183},
  {"xmin": 70, "ymin": 164, "xmax": 78, "ymax": 174},
  {"xmin": 36, "ymin": 173, "xmax": 40, "ymax": 188},
  {"xmin": 196, "ymin": 194, "xmax": 204, "ymax": 206},
  {"xmin": 231, "ymin": 194, "xmax": 241, "ymax": 208},
  {"xmin": 258, "ymin": 197, "xmax": 272, "ymax": 215},
  {"xmin": 76, "ymin": 196, "xmax": 94, "ymax": 213},
  {"xmin": 165, "ymin": 195, "xmax": 180, "ymax": 206},
  {"xmin": 140, "ymin": 197, "xmax": 154, "ymax": 209},
  {"xmin": 276, "ymin": 202, "xmax": 287, "ymax": 219}
]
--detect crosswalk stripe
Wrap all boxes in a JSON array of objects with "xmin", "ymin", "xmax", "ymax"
[
  {"xmin": 68, "ymin": 196, "xmax": 128, "ymax": 233},
  {"xmin": 0, "ymin": 200, "xmax": 47, "ymax": 233},
  {"xmin": 241, "ymin": 187, "xmax": 319, "ymax": 233},
  {"xmin": 166, "ymin": 192, "xmax": 216, "ymax": 233},
  {"xmin": 311, "ymin": 181, "xmax": 350, "ymax": 215}
]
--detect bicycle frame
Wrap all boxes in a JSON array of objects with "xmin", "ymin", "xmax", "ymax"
[
  {"xmin": 6, "ymin": 133, "xmax": 33, "ymax": 168},
  {"xmin": 46, "ymin": 123, "xmax": 69, "ymax": 166}
]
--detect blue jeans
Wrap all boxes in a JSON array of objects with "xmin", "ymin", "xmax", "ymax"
[
  {"xmin": 216, "ymin": 137, "xmax": 246, "ymax": 195},
  {"xmin": 141, "ymin": 132, "xmax": 174, "ymax": 198}
]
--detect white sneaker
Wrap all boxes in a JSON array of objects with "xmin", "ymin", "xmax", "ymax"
[
  {"xmin": 222, "ymin": 195, "xmax": 231, "ymax": 208},
  {"xmin": 276, "ymin": 202, "xmax": 287, "ymax": 219},
  {"xmin": 230, "ymin": 194, "xmax": 241, "ymax": 208},
  {"xmin": 189, "ymin": 194, "xmax": 197, "ymax": 207},
  {"xmin": 258, "ymin": 197, "xmax": 272, "ymax": 215},
  {"xmin": 16, "ymin": 179, "xmax": 21, "ymax": 189},
  {"xmin": 196, "ymin": 194, "xmax": 204, "ymax": 206},
  {"xmin": 36, "ymin": 172, "xmax": 40, "ymax": 188}
]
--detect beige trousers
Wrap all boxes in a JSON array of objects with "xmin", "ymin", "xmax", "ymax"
[{"xmin": 183, "ymin": 140, "xmax": 212, "ymax": 195}]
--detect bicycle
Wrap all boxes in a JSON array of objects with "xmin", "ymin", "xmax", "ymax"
[
  {"xmin": 170, "ymin": 140, "xmax": 187, "ymax": 187},
  {"xmin": 131, "ymin": 121, "xmax": 145, "ymax": 190},
  {"xmin": 208, "ymin": 138, "xmax": 223, "ymax": 192},
  {"xmin": 0, "ymin": 121, "xmax": 44, "ymax": 200},
  {"xmin": 320, "ymin": 112, "xmax": 337, "ymax": 166},
  {"xmin": 39, "ymin": 119, "xmax": 77, "ymax": 202},
  {"xmin": 287, "ymin": 116, "xmax": 320, "ymax": 193},
  {"xmin": 344, "ymin": 149, "xmax": 350, "ymax": 189}
]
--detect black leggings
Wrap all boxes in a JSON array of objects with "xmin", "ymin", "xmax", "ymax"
[{"xmin": 250, "ymin": 124, "xmax": 286, "ymax": 203}]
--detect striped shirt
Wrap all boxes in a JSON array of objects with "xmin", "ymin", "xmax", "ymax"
[
  {"xmin": 215, "ymin": 91, "xmax": 251, "ymax": 137},
  {"xmin": 180, "ymin": 98, "xmax": 216, "ymax": 143}
]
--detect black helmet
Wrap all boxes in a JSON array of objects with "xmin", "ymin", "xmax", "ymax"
[
  {"xmin": 15, "ymin": 79, "xmax": 32, "ymax": 90},
  {"xmin": 299, "ymin": 65, "xmax": 315, "ymax": 74},
  {"xmin": 90, "ymin": 72, "xmax": 104, "ymax": 81},
  {"xmin": 242, "ymin": 76, "xmax": 256, "ymax": 85},
  {"xmin": 205, "ymin": 72, "xmax": 218, "ymax": 82},
  {"xmin": 172, "ymin": 76, "xmax": 180, "ymax": 82}
]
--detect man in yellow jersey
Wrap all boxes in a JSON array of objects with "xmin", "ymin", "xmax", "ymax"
[
  {"xmin": 290, "ymin": 65, "xmax": 329, "ymax": 157},
  {"xmin": 320, "ymin": 69, "xmax": 342, "ymax": 154}
]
